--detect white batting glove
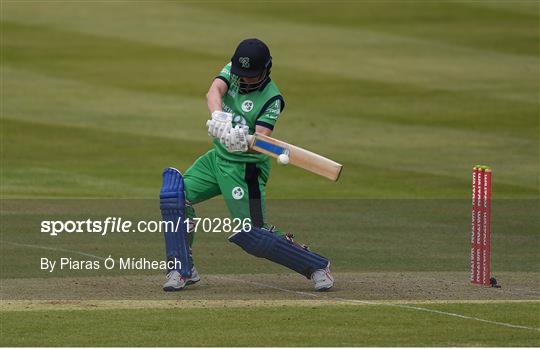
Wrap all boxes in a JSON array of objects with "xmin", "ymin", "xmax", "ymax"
[
  {"xmin": 206, "ymin": 111, "xmax": 232, "ymax": 139},
  {"xmin": 222, "ymin": 125, "xmax": 249, "ymax": 153}
]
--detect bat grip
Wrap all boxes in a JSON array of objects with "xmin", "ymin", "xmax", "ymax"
[{"xmin": 247, "ymin": 135, "xmax": 255, "ymax": 148}]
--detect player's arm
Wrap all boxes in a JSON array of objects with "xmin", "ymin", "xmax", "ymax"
[
  {"xmin": 206, "ymin": 78, "xmax": 228, "ymax": 114},
  {"xmin": 246, "ymin": 98, "xmax": 283, "ymax": 149},
  {"xmin": 255, "ymin": 125, "xmax": 272, "ymax": 136},
  {"xmin": 251, "ymin": 97, "xmax": 283, "ymax": 139},
  {"xmin": 206, "ymin": 78, "xmax": 232, "ymax": 139}
]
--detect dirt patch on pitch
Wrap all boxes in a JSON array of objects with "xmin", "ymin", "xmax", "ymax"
[
  {"xmin": 1, "ymin": 271, "xmax": 538, "ymax": 302},
  {"xmin": 0, "ymin": 299, "xmax": 341, "ymax": 311},
  {"xmin": 2, "ymin": 299, "xmax": 536, "ymax": 312}
]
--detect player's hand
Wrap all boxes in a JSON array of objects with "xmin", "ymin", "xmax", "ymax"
[
  {"xmin": 206, "ymin": 111, "xmax": 232, "ymax": 139},
  {"xmin": 222, "ymin": 125, "xmax": 249, "ymax": 153}
]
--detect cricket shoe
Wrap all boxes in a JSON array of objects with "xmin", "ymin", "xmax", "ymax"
[
  {"xmin": 186, "ymin": 266, "xmax": 201, "ymax": 286},
  {"xmin": 311, "ymin": 265, "xmax": 334, "ymax": 291},
  {"xmin": 163, "ymin": 267, "xmax": 200, "ymax": 291}
]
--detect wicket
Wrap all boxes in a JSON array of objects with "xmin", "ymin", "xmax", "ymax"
[{"xmin": 470, "ymin": 165, "xmax": 492, "ymax": 286}]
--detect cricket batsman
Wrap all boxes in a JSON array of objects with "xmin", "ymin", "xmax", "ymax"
[{"xmin": 159, "ymin": 38, "xmax": 334, "ymax": 292}]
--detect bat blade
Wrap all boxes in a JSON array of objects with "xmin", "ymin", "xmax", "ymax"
[{"xmin": 248, "ymin": 134, "xmax": 343, "ymax": 181}]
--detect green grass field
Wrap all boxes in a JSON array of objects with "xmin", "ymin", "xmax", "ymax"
[{"xmin": 1, "ymin": 1, "xmax": 539, "ymax": 346}]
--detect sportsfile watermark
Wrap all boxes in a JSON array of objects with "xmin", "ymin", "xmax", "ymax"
[
  {"xmin": 3, "ymin": 198, "xmax": 538, "ymax": 300},
  {"xmin": 41, "ymin": 217, "xmax": 252, "ymax": 236}
]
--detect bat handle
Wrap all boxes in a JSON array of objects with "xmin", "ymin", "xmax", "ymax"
[{"xmin": 247, "ymin": 135, "xmax": 255, "ymax": 147}]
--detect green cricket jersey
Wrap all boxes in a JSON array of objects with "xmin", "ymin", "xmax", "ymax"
[{"xmin": 213, "ymin": 62, "xmax": 285, "ymax": 163}]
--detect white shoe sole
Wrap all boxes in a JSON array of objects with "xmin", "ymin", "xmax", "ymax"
[
  {"xmin": 185, "ymin": 275, "xmax": 201, "ymax": 286},
  {"xmin": 163, "ymin": 285, "xmax": 185, "ymax": 292},
  {"xmin": 315, "ymin": 284, "xmax": 333, "ymax": 292}
]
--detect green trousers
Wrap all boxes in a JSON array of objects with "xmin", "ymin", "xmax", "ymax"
[{"xmin": 183, "ymin": 149, "xmax": 271, "ymax": 245}]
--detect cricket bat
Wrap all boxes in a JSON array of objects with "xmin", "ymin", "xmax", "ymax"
[{"xmin": 247, "ymin": 133, "xmax": 343, "ymax": 181}]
